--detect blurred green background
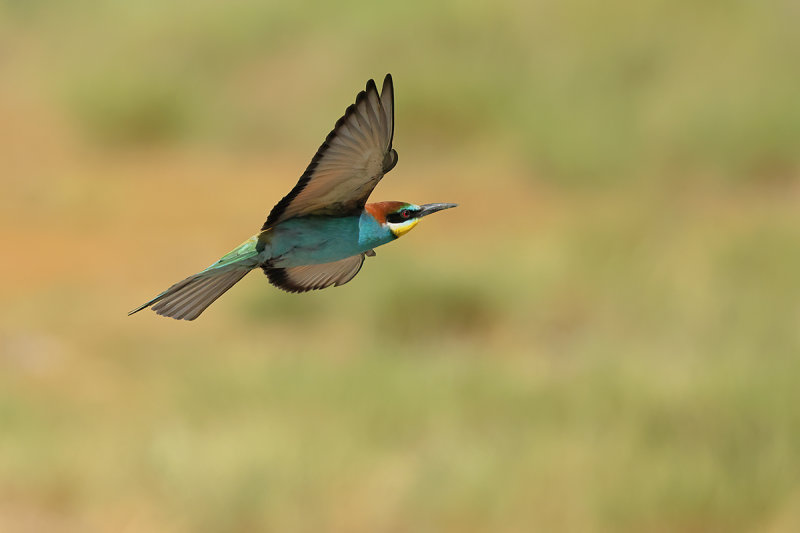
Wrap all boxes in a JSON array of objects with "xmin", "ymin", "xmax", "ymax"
[{"xmin": 2, "ymin": 1, "xmax": 800, "ymax": 531}]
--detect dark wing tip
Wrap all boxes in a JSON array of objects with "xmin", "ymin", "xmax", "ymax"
[
  {"xmin": 381, "ymin": 74, "xmax": 395, "ymax": 145},
  {"xmin": 262, "ymin": 266, "xmax": 312, "ymax": 293},
  {"xmin": 354, "ymin": 88, "xmax": 368, "ymax": 106},
  {"xmin": 381, "ymin": 74, "xmax": 394, "ymax": 106}
]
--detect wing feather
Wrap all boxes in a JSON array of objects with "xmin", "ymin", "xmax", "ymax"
[
  {"xmin": 263, "ymin": 74, "xmax": 397, "ymax": 229},
  {"xmin": 262, "ymin": 254, "xmax": 367, "ymax": 293}
]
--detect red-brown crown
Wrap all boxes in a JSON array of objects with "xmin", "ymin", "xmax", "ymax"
[{"xmin": 365, "ymin": 201, "xmax": 410, "ymax": 224}]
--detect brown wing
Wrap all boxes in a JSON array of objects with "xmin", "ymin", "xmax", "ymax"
[
  {"xmin": 263, "ymin": 74, "xmax": 397, "ymax": 229},
  {"xmin": 262, "ymin": 254, "xmax": 367, "ymax": 293}
]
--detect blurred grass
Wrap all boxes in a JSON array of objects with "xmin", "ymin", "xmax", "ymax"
[
  {"xmin": 7, "ymin": 0, "xmax": 798, "ymax": 182},
  {"xmin": 1, "ymin": 0, "xmax": 800, "ymax": 531}
]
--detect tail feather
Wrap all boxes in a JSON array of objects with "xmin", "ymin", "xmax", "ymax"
[
  {"xmin": 162, "ymin": 277, "xmax": 222, "ymax": 315},
  {"xmin": 129, "ymin": 267, "xmax": 252, "ymax": 321},
  {"xmin": 155, "ymin": 274, "xmax": 226, "ymax": 316},
  {"xmin": 159, "ymin": 272, "xmax": 244, "ymax": 320}
]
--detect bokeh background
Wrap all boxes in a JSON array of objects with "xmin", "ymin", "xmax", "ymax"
[{"xmin": 2, "ymin": 1, "xmax": 800, "ymax": 531}]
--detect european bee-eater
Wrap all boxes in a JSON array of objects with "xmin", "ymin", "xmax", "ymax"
[{"xmin": 129, "ymin": 74, "xmax": 457, "ymax": 320}]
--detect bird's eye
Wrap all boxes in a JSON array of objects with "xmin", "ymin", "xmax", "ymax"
[{"xmin": 400, "ymin": 209, "xmax": 411, "ymax": 219}]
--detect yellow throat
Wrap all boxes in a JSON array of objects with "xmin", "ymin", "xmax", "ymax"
[{"xmin": 390, "ymin": 219, "xmax": 419, "ymax": 237}]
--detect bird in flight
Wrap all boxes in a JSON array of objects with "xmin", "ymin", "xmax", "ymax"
[{"xmin": 129, "ymin": 74, "xmax": 457, "ymax": 320}]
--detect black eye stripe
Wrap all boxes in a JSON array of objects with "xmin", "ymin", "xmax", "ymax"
[{"xmin": 387, "ymin": 209, "xmax": 416, "ymax": 224}]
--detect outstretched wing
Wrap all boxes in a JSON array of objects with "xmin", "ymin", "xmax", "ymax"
[
  {"xmin": 263, "ymin": 74, "xmax": 397, "ymax": 229},
  {"xmin": 262, "ymin": 254, "xmax": 367, "ymax": 293}
]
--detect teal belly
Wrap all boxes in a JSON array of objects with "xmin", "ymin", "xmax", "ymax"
[{"xmin": 265, "ymin": 214, "xmax": 394, "ymax": 267}]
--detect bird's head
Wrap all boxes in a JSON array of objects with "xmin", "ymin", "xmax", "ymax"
[{"xmin": 366, "ymin": 201, "xmax": 458, "ymax": 238}]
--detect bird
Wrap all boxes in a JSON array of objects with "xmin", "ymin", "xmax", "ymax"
[{"xmin": 129, "ymin": 74, "xmax": 457, "ymax": 320}]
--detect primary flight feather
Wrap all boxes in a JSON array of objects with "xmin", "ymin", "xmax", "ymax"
[{"xmin": 129, "ymin": 74, "xmax": 457, "ymax": 320}]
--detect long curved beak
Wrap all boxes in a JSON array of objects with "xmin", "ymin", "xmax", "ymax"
[{"xmin": 418, "ymin": 203, "xmax": 458, "ymax": 218}]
